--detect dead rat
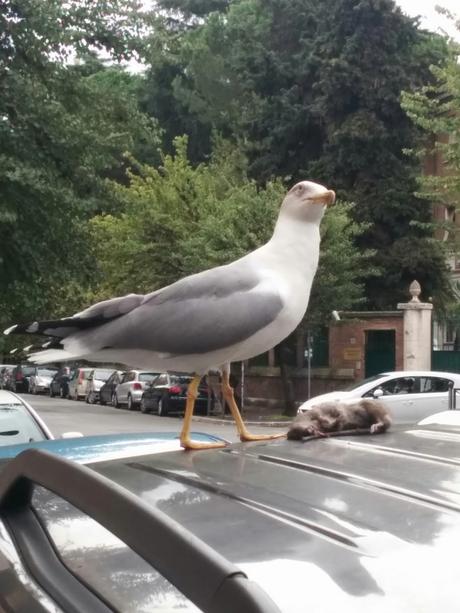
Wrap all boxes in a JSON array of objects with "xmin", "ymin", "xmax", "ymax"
[{"xmin": 287, "ymin": 398, "xmax": 391, "ymax": 440}]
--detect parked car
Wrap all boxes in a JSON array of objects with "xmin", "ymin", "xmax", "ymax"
[
  {"xmin": 49, "ymin": 366, "xmax": 73, "ymax": 398},
  {"xmin": 67, "ymin": 367, "xmax": 93, "ymax": 401},
  {"xmin": 10, "ymin": 364, "xmax": 36, "ymax": 393},
  {"xmin": 112, "ymin": 370, "xmax": 160, "ymax": 410},
  {"xmin": 0, "ymin": 389, "xmax": 53, "ymax": 443},
  {"xmin": 85, "ymin": 368, "xmax": 117, "ymax": 404},
  {"xmin": 0, "ymin": 421, "xmax": 459, "ymax": 612},
  {"xmin": 0, "ymin": 365, "xmax": 15, "ymax": 390},
  {"xmin": 140, "ymin": 373, "xmax": 212, "ymax": 416},
  {"xmin": 28, "ymin": 366, "xmax": 58, "ymax": 395},
  {"xmin": 98, "ymin": 370, "xmax": 124, "ymax": 406},
  {"xmin": 298, "ymin": 370, "xmax": 460, "ymax": 424}
]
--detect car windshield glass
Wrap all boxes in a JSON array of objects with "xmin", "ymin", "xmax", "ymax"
[
  {"xmin": 22, "ymin": 366, "xmax": 36, "ymax": 376},
  {"xmin": 139, "ymin": 373, "xmax": 159, "ymax": 382},
  {"xmin": 171, "ymin": 376, "xmax": 192, "ymax": 385},
  {"xmin": 93, "ymin": 370, "xmax": 113, "ymax": 381},
  {"xmin": 344, "ymin": 374, "xmax": 386, "ymax": 391},
  {"xmin": 33, "ymin": 487, "xmax": 199, "ymax": 612},
  {"xmin": 0, "ymin": 403, "xmax": 46, "ymax": 445},
  {"xmin": 37, "ymin": 368, "xmax": 58, "ymax": 377}
]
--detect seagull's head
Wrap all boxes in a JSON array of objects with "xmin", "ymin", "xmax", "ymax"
[{"xmin": 282, "ymin": 180, "xmax": 335, "ymax": 224}]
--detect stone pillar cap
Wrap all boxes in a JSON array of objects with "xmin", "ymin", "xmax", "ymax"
[{"xmin": 397, "ymin": 280, "xmax": 433, "ymax": 310}]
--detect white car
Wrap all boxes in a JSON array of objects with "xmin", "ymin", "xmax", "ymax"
[
  {"xmin": 0, "ymin": 390, "xmax": 82, "ymax": 442},
  {"xmin": 68, "ymin": 367, "xmax": 93, "ymax": 401},
  {"xmin": 298, "ymin": 370, "xmax": 460, "ymax": 424},
  {"xmin": 85, "ymin": 368, "xmax": 117, "ymax": 404},
  {"xmin": 28, "ymin": 366, "xmax": 58, "ymax": 395},
  {"xmin": 112, "ymin": 370, "xmax": 160, "ymax": 410}
]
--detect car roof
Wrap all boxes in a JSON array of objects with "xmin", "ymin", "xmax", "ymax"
[
  {"xmin": 0, "ymin": 389, "xmax": 22, "ymax": 403},
  {"xmin": 0, "ymin": 431, "xmax": 227, "ymax": 462},
  {"xmin": 377, "ymin": 370, "xmax": 460, "ymax": 378},
  {"xmin": 8, "ymin": 423, "xmax": 460, "ymax": 612}
]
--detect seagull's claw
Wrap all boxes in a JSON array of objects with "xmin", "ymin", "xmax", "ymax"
[
  {"xmin": 180, "ymin": 438, "xmax": 229, "ymax": 451},
  {"xmin": 239, "ymin": 432, "xmax": 286, "ymax": 442}
]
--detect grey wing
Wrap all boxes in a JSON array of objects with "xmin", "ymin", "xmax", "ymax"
[{"xmin": 100, "ymin": 263, "xmax": 284, "ymax": 355}]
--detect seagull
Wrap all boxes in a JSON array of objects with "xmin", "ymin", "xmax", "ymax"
[{"xmin": 4, "ymin": 180, "xmax": 335, "ymax": 449}]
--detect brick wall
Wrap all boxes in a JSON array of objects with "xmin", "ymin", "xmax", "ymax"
[{"xmin": 329, "ymin": 314, "xmax": 404, "ymax": 379}]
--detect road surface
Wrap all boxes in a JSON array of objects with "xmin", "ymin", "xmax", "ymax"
[{"xmin": 19, "ymin": 393, "xmax": 284, "ymax": 443}]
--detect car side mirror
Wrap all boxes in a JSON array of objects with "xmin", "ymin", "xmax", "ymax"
[{"xmin": 373, "ymin": 388, "xmax": 384, "ymax": 398}]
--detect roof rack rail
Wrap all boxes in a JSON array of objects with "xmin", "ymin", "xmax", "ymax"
[{"xmin": 0, "ymin": 448, "xmax": 280, "ymax": 613}]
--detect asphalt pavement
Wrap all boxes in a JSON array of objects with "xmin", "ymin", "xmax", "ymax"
[{"xmin": 20, "ymin": 393, "xmax": 286, "ymax": 443}]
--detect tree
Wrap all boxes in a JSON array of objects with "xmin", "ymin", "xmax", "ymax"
[
  {"xmin": 402, "ymin": 41, "xmax": 460, "ymax": 238},
  {"xmin": 401, "ymin": 23, "xmax": 460, "ymax": 323},
  {"xmin": 0, "ymin": 0, "xmax": 158, "ymax": 324},
  {"xmin": 142, "ymin": 0, "xmax": 452, "ymax": 308}
]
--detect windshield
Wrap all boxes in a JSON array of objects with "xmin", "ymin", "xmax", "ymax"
[
  {"xmin": 139, "ymin": 373, "xmax": 160, "ymax": 382},
  {"xmin": 93, "ymin": 370, "xmax": 113, "ymax": 381},
  {"xmin": 22, "ymin": 366, "xmax": 36, "ymax": 376},
  {"xmin": 171, "ymin": 376, "xmax": 192, "ymax": 385},
  {"xmin": 344, "ymin": 374, "xmax": 387, "ymax": 391},
  {"xmin": 0, "ymin": 403, "xmax": 46, "ymax": 445},
  {"xmin": 37, "ymin": 368, "xmax": 58, "ymax": 377}
]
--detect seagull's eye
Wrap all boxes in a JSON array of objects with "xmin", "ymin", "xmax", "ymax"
[{"xmin": 296, "ymin": 185, "xmax": 304, "ymax": 195}]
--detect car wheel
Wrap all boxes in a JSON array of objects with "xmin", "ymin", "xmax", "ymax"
[
  {"xmin": 140, "ymin": 396, "xmax": 151, "ymax": 414},
  {"xmin": 112, "ymin": 393, "xmax": 120, "ymax": 408},
  {"xmin": 158, "ymin": 397, "xmax": 168, "ymax": 417},
  {"xmin": 127, "ymin": 394, "xmax": 136, "ymax": 411}
]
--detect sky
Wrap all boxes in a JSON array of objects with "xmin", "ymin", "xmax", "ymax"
[{"xmin": 395, "ymin": 0, "xmax": 459, "ymax": 40}]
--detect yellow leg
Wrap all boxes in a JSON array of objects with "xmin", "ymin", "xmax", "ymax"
[
  {"xmin": 222, "ymin": 372, "xmax": 286, "ymax": 442},
  {"xmin": 180, "ymin": 375, "xmax": 228, "ymax": 450}
]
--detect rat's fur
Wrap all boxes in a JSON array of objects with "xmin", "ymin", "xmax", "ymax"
[{"xmin": 287, "ymin": 399, "xmax": 391, "ymax": 440}]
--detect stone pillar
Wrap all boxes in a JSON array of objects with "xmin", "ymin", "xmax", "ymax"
[{"xmin": 397, "ymin": 280, "xmax": 433, "ymax": 370}]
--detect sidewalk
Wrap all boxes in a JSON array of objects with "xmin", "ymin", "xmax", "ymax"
[{"xmin": 192, "ymin": 406, "xmax": 292, "ymax": 428}]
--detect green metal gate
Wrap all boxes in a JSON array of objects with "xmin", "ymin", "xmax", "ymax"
[
  {"xmin": 365, "ymin": 330, "xmax": 396, "ymax": 378},
  {"xmin": 432, "ymin": 351, "xmax": 460, "ymax": 373}
]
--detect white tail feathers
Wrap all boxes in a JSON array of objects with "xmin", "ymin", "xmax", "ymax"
[{"xmin": 28, "ymin": 349, "xmax": 75, "ymax": 364}]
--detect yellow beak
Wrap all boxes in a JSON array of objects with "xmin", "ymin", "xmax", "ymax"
[{"xmin": 310, "ymin": 190, "xmax": 336, "ymax": 206}]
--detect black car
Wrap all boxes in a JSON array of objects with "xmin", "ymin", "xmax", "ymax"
[
  {"xmin": 49, "ymin": 367, "xmax": 73, "ymax": 398},
  {"xmin": 140, "ymin": 373, "xmax": 212, "ymax": 416},
  {"xmin": 98, "ymin": 370, "xmax": 124, "ymax": 405},
  {"xmin": 0, "ymin": 415, "xmax": 460, "ymax": 612},
  {"xmin": 10, "ymin": 364, "xmax": 36, "ymax": 393}
]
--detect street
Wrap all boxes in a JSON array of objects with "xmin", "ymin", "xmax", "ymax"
[{"xmin": 20, "ymin": 393, "xmax": 281, "ymax": 443}]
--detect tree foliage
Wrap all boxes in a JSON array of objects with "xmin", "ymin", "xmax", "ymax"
[
  {"xmin": 142, "ymin": 0, "xmax": 452, "ymax": 308},
  {"xmin": 402, "ymin": 41, "xmax": 460, "ymax": 230},
  {"xmin": 0, "ymin": 0, "xmax": 158, "ymax": 322}
]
